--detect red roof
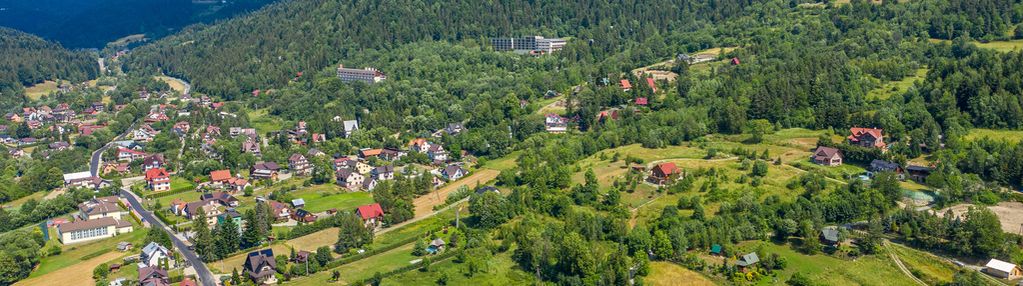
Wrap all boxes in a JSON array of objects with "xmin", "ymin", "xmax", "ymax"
[
  {"xmin": 119, "ymin": 147, "xmax": 147, "ymax": 156},
  {"xmin": 653, "ymin": 162, "xmax": 679, "ymax": 176},
  {"xmin": 356, "ymin": 203, "xmax": 384, "ymax": 220},
  {"xmin": 210, "ymin": 169, "xmax": 232, "ymax": 182},
  {"xmin": 848, "ymin": 127, "xmax": 886, "ymax": 147},
  {"xmin": 620, "ymin": 79, "xmax": 632, "ymax": 89},
  {"xmin": 731, "ymin": 57, "xmax": 741, "ymax": 65},
  {"xmin": 145, "ymin": 168, "xmax": 169, "ymax": 180},
  {"xmin": 635, "ymin": 97, "xmax": 648, "ymax": 106},
  {"xmin": 646, "ymin": 78, "xmax": 657, "ymax": 93}
]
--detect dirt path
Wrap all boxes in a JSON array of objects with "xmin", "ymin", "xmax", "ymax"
[
  {"xmin": 413, "ymin": 169, "xmax": 499, "ymax": 218},
  {"xmin": 884, "ymin": 240, "xmax": 927, "ymax": 286},
  {"xmin": 16, "ymin": 252, "xmax": 123, "ymax": 286}
]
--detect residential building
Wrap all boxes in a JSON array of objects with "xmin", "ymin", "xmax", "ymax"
[
  {"xmin": 200, "ymin": 192, "xmax": 240, "ymax": 207},
  {"xmin": 57, "ymin": 217, "xmax": 133, "ymax": 244},
  {"xmin": 292, "ymin": 209, "xmax": 318, "ymax": 223},
  {"xmin": 241, "ymin": 139, "xmax": 261, "ymax": 156},
  {"xmin": 906, "ymin": 165, "xmax": 932, "ymax": 183},
  {"xmin": 847, "ymin": 127, "xmax": 887, "ymax": 149},
  {"xmin": 77, "ymin": 196, "xmax": 125, "ymax": 220},
  {"xmin": 142, "ymin": 154, "xmax": 166, "ymax": 172},
  {"xmin": 647, "ymin": 162, "xmax": 681, "ymax": 185},
  {"xmin": 356, "ymin": 203, "xmax": 385, "ymax": 228},
  {"xmin": 736, "ymin": 253, "xmax": 759, "ymax": 271},
  {"xmin": 145, "ymin": 168, "xmax": 171, "ymax": 192},
  {"xmin": 343, "ymin": 120, "xmax": 359, "ymax": 138},
  {"xmin": 441, "ymin": 164, "xmax": 467, "ymax": 181},
  {"xmin": 250, "ymin": 161, "xmax": 280, "ymax": 181},
  {"xmin": 427, "ymin": 145, "xmax": 448, "ymax": 162},
  {"xmin": 544, "ymin": 114, "xmax": 568, "ymax": 133},
  {"xmin": 337, "ymin": 65, "xmax": 386, "ymax": 84},
  {"xmin": 335, "ymin": 169, "xmax": 365, "ymax": 189},
  {"xmin": 491, "ymin": 36, "xmax": 566, "ymax": 53},
  {"xmin": 244, "ymin": 249, "xmax": 278, "ymax": 285},
  {"xmin": 138, "ymin": 266, "xmax": 169, "ymax": 286},
  {"xmin": 118, "ymin": 148, "xmax": 147, "ymax": 162},
  {"xmin": 372, "ymin": 165, "xmax": 395, "ymax": 181},
  {"xmin": 64, "ymin": 171, "xmax": 111, "ymax": 190},
  {"xmin": 811, "ymin": 146, "xmax": 843, "ymax": 166},
  {"xmin": 267, "ymin": 200, "xmax": 292, "ymax": 221},
  {"xmin": 139, "ymin": 242, "xmax": 173, "ymax": 268},
  {"xmin": 288, "ymin": 153, "xmax": 312, "ymax": 176}
]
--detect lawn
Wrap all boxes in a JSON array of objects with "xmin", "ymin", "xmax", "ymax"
[
  {"xmin": 867, "ymin": 68, "xmax": 928, "ymax": 100},
  {"xmin": 154, "ymin": 76, "xmax": 188, "ymax": 94},
  {"xmin": 169, "ymin": 176, "xmax": 196, "ymax": 193},
  {"xmin": 247, "ymin": 109, "xmax": 287, "ymax": 136},
  {"xmin": 24, "ymin": 80, "xmax": 58, "ymax": 101},
  {"xmin": 480, "ymin": 151, "xmax": 521, "ymax": 171},
  {"xmin": 298, "ymin": 191, "xmax": 374, "ymax": 213},
  {"xmin": 414, "ymin": 169, "xmax": 499, "ymax": 217},
  {"xmin": 745, "ymin": 241, "xmax": 917, "ymax": 286},
  {"xmin": 210, "ymin": 244, "xmax": 292, "ymax": 273},
  {"xmin": 889, "ymin": 243, "xmax": 959, "ymax": 285},
  {"xmin": 644, "ymin": 261, "xmax": 716, "ymax": 286},
  {"xmin": 289, "ymin": 243, "xmax": 418, "ymax": 285},
  {"xmin": 3, "ymin": 191, "xmax": 48, "ymax": 212},
  {"xmin": 964, "ymin": 128, "xmax": 1023, "ymax": 143},
  {"xmin": 974, "ymin": 40, "xmax": 1023, "ymax": 52},
  {"xmin": 381, "ymin": 250, "xmax": 534, "ymax": 286}
]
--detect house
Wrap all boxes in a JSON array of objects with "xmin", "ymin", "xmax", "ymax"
[
  {"xmin": 335, "ymin": 169, "xmax": 365, "ymax": 189},
  {"xmin": 64, "ymin": 171, "xmax": 97, "ymax": 188},
  {"xmin": 372, "ymin": 165, "xmax": 395, "ymax": 181},
  {"xmin": 142, "ymin": 154, "xmax": 166, "ymax": 172},
  {"xmin": 145, "ymin": 168, "xmax": 171, "ymax": 192},
  {"xmin": 379, "ymin": 148, "xmax": 406, "ymax": 161},
  {"xmin": 224, "ymin": 177, "xmax": 250, "ymax": 192},
  {"xmin": 291, "ymin": 198, "xmax": 306, "ymax": 208},
  {"xmin": 343, "ymin": 120, "xmax": 359, "ymax": 138},
  {"xmin": 5, "ymin": 113, "xmax": 21, "ymax": 122},
  {"xmin": 244, "ymin": 249, "xmax": 278, "ymax": 285},
  {"xmin": 847, "ymin": 127, "xmax": 887, "ymax": 149},
  {"xmin": 57, "ymin": 217, "xmax": 133, "ymax": 244},
  {"xmin": 292, "ymin": 209, "xmax": 318, "ymax": 223},
  {"xmin": 427, "ymin": 145, "xmax": 449, "ymax": 162},
  {"xmin": 217, "ymin": 209, "xmax": 243, "ymax": 226},
  {"xmin": 179, "ymin": 278, "xmax": 197, "ymax": 286},
  {"xmin": 445, "ymin": 122, "xmax": 465, "ymax": 136},
  {"xmin": 735, "ymin": 252, "xmax": 759, "ymax": 270},
  {"xmin": 620, "ymin": 79, "xmax": 632, "ymax": 91},
  {"xmin": 984, "ymin": 259, "xmax": 1022, "ymax": 279},
  {"xmin": 103, "ymin": 162, "xmax": 131, "ymax": 175},
  {"xmin": 210, "ymin": 169, "xmax": 233, "ymax": 184},
  {"xmin": 427, "ymin": 238, "xmax": 446, "ymax": 254},
  {"xmin": 184, "ymin": 201, "xmax": 223, "ymax": 226},
  {"xmin": 442, "ymin": 164, "xmax": 467, "ymax": 181},
  {"xmin": 649, "ymin": 163, "xmax": 681, "ymax": 185},
  {"xmin": 132, "ymin": 126, "xmax": 158, "ymax": 142},
  {"xmin": 362, "ymin": 177, "xmax": 378, "ymax": 190},
  {"xmin": 144, "ymin": 112, "xmax": 170, "ymax": 123},
  {"xmin": 250, "ymin": 162, "xmax": 280, "ymax": 181},
  {"xmin": 906, "ymin": 165, "xmax": 932, "ymax": 183},
  {"xmin": 730, "ymin": 57, "xmax": 741, "ymax": 65},
  {"xmin": 138, "ymin": 266, "xmax": 169, "ymax": 286},
  {"xmin": 169, "ymin": 199, "xmax": 188, "ymax": 216},
  {"xmin": 267, "ymin": 200, "xmax": 292, "ymax": 220},
  {"xmin": 710, "ymin": 244, "xmax": 723, "ymax": 256},
  {"xmin": 645, "ymin": 78, "xmax": 657, "ymax": 93},
  {"xmin": 820, "ymin": 226, "xmax": 841, "ymax": 246},
  {"xmin": 7, "ymin": 148, "xmax": 23, "ymax": 158},
  {"xmin": 544, "ymin": 114, "xmax": 568, "ymax": 133},
  {"xmin": 356, "ymin": 203, "xmax": 385, "ymax": 227},
  {"xmin": 635, "ymin": 97, "xmax": 649, "ymax": 106},
  {"xmin": 409, "ymin": 138, "xmax": 432, "ymax": 153},
  {"xmin": 78, "ymin": 196, "xmax": 125, "ymax": 220},
  {"xmin": 118, "ymin": 148, "xmax": 148, "ymax": 162},
  {"xmin": 869, "ymin": 159, "xmax": 904, "ymax": 179},
  {"xmin": 293, "ymin": 251, "xmax": 311, "ymax": 263},
  {"xmin": 139, "ymin": 242, "xmax": 173, "ymax": 268},
  {"xmin": 49, "ymin": 141, "xmax": 71, "ymax": 151},
  {"xmin": 308, "ymin": 148, "xmax": 326, "ymax": 157},
  {"xmin": 811, "ymin": 146, "xmax": 843, "ymax": 166},
  {"xmin": 241, "ymin": 139, "xmax": 261, "ymax": 156},
  {"xmin": 200, "ymin": 192, "xmax": 240, "ymax": 207},
  {"xmin": 359, "ymin": 148, "xmax": 382, "ymax": 159},
  {"xmin": 172, "ymin": 121, "xmax": 191, "ymax": 135},
  {"xmin": 288, "ymin": 153, "xmax": 312, "ymax": 176}
]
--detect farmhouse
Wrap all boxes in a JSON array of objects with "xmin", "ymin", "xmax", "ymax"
[
  {"xmin": 356, "ymin": 203, "xmax": 385, "ymax": 228},
  {"xmin": 647, "ymin": 162, "xmax": 680, "ymax": 185},
  {"xmin": 811, "ymin": 146, "xmax": 842, "ymax": 166},
  {"xmin": 847, "ymin": 127, "xmax": 887, "ymax": 149}
]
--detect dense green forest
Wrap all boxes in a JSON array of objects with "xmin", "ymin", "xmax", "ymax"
[
  {"xmin": 0, "ymin": 0, "xmax": 278, "ymax": 48},
  {"xmin": 0, "ymin": 28, "xmax": 98, "ymax": 107}
]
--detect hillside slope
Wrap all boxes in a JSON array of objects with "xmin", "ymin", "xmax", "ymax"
[{"xmin": 0, "ymin": 27, "xmax": 99, "ymax": 107}]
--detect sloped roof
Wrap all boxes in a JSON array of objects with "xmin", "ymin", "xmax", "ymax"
[
  {"xmin": 210, "ymin": 169, "xmax": 232, "ymax": 181},
  {"xmin": 356, "ymin": 203, "xmax": 384, "ymax": 220},
  {"xmin": 986, "ymin": 259, "xmax": 1018, "ymax": 273}
]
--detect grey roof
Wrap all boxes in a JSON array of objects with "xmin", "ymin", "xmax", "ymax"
[
  {"xmin": 870, "ymin": 159, "xmax": 899, "ymax": 172},
  {"xmin": 141, "ymin": 242, "xmax": 169, "ymax": 258},
  {"xmin": 821, "ymin": 226, "xmax": 840, "ymax": 242},
  {"xmin": 736, "ymin": 252, "xmax": 759, "ymax": 267},
  {"xmin": 343, "ymin": 120, "xmax": 359, "ymax": 132}
]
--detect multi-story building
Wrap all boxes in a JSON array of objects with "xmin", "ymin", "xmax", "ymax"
[
  {"xmin": 57, "ymin": 217, "xmax": 133, "ymax": 244},
  {"xmin": 337, "ymin": 65, "xmax": 386, "ymax": 84},
  {"xmin": 491, "ymin": 36, "xmax": 567, "ymax": 54},
  {"xmin": 145, "ymin": 168, "xmax": 171, "ymax": 192}
]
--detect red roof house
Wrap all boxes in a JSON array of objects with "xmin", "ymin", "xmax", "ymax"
[
  {"xmin": 847, "ymin": 127, "xmax": 886, "ymax": 149},
  {"xmin": 646, "ymin": 78, "xmax": 657, "ymax": 93},
  {"xmin": 210, "ymin": 169, "xmax": 232, "ymax": 183},
  {"xmin": 620, "ymin": 79, "xmax": 632, "ymax": 91},
  {"xmin": 648, "ymin": 162, "xmax": 681, "ymax": 185},
  {"xmin": 356, "ymin": 203, "xmax": 385, "ymax": 227},
  {"xmin": 635, "ymin": 97, "xmax": 648, "ymax": 106},
  {"xmin": 730, "ymin": 57, "xmax": 741, "ymax": 65}
]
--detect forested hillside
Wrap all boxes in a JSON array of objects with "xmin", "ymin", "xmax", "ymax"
[
  {"xmin": 0, "ymin": 0, "xmax": 277, "ymax": 48},
  {"xmin": 0, "ymin": 28, "xmax": 98, "ymax": 106},
  {"xmin": 124, "ymin": 0, "xmax": 759, "ymax": 98}
]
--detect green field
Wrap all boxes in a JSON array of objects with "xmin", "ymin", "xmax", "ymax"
[
  {"xmin": 290, "ymin": 243, "xmax": 419, "ymax": 285},
  {"xmin": 747, "ymin": 241, "xmax": 918, "ymax": 286},
  {"xmin": 169, "ymin": 176, "xmax": 196, "ymax": 193},
  {"xmin": 24, "ymin": 80, "xmax": 59, "ymax": 101},
  {"xmin": 868, "ymin": 68, "xmax": 928, "ymax": 100},
  {"xmin": 889, "ymin": 243, "xmax": 960, "ymax": 285},
  {"xmin": 29, "ymin": 220, "xmax": 145, "ymax": 278},
  {"xmin": 381, "ymin": 250, "xmax": 534, "ymax": 286},
  {"xmin": 974, "ymin": 40, "xmax": 1023, "ymax": 52},
  {"xmin": 964, "ymin": 128, "xmax": 1023, "ymax": 143},
  {"xmin": 247, "ymin": 109, "xmax": 287, "ymax": 136},
  {"xmin": 297, "ymin": 191, "xmax": 374, "ymax": 213},
  {"xmin": 644, "ymin": 261, "xmax": 716, "ymax": 286}
]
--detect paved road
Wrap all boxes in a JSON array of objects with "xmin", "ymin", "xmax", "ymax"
[
  {"xmin": 89, "ymin": 123, "xmax": 136, "ymax": 176},
  {"xmin": 121, "ymin": 189, "xmax": 218, "ymax": 286}
]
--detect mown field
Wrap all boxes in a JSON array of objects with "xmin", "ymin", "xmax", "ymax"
[
  {"xmin": 381, "ymin": 250, "xmax": 534, "ymax": 286},
  {"xmin": 18, "ymin": 220, "xmax": 146, "ymax": 286},
  {"xmin": 644, "ymin": 262, "xmax": 716, "ymax": 286},
  {"xmin": 746, "ymin": 241, "xmax": 918, "ymax": 286}
]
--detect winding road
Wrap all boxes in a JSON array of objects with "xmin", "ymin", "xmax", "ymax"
[{"xmin": 119, "ymin": 189, "xmax": 217, "ymax": 286}]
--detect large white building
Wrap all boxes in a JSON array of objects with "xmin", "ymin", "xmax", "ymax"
[
  {"xmin": 57, "ymin": 217, "xmax": 133, "ymax": 244},
  {"xmin": 491, "ymin": 36, "xmax": 567, "ymax": 54},
  {"xmin": 337, "ymin": 65, "xmax": 386, "ymax": 84}
]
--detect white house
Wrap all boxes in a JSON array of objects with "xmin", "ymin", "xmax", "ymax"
[
  {"xmin": 984, "ymin": 258, "xmax": 1022, "ymax": 279},
  {"xmin": 57, "ymin": 217, "xmax": 133, "ymax": 244},
  {"xmin": 139, "ymin": 242, "xmax": 174, "ymax": 268}
]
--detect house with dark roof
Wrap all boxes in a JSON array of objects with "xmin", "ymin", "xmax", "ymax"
[
  {"xmin": 869, "ymin": 159, "xmax": 904, "ymax": 179},
  {"xmin": 736, "ymin": 252, "xmax": 759, "ymax": 271},
  {"xmin": 250, "ymin": 161, "xmax": 280, "ymax": 181},
  {"xmin": 244, "ymin": 249, "xmax": 278, "ymax": 284},
  {"xmin": 335, "ymin": 169, "xmax": 365, "ymax": 190},
  {"xmin": 142, "ymin": 154, "xmax": 166, "ymax": 172},
  {"xmin": 200, "ymin": 192, "xmax": 239, "ymax": 207},
  {"xmin": 372, "ymin": 165, "xmax": 394, "ymax": 181},
  {"xmin": 820, "ymin": 226, "xmax": 841, "ymax": 246},
  {"xmin": 906, "ymin": 165, "xmax": 932, "ymax": 183},
  {"xmin": 138, "ymin": 266, "xmax": 169, "ymax": 286},
  {"xmin": 292, "ymin": 209, "xmax": 318, "ymax": 223},
  {"xmin": 288, "ymin": 153, "xmax": 312, "ymax": 176},
  {"xmin": 441, "ymin": 164, "xmax": 467, "ymax": 181},
  {"xmin": 811, "ymin": 146, "xmax": 843, "ymax": 166}
]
